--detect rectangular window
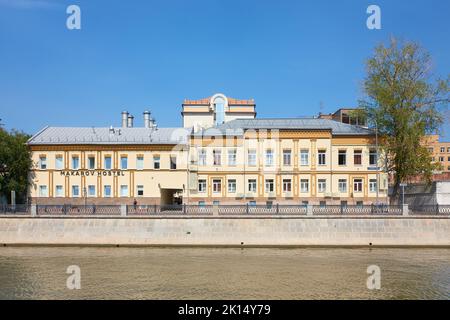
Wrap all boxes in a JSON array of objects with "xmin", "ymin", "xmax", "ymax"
[
  {"xmin": 39, "ymin": 156, "xmax": 47, "ymax": 169},
  {"xmin": 137, "ymin": 185, "xmax": 144, "ymax": 196},
  {"xmin": 338, "ymin": 150, "xmax": 346, "ymax": 166},
  {"xmin": 248, "ymin": 201, "xmax": 256, "ymax": 207},
  {"xmin": 136, "ymin": 156, "xmax": 144, "ymax": 170},
  {"xmin": 55, "ymin": 155, "xmax": 63, "ymax": 170},
  {"xmin": 71, "ymin": 156, "xmax": 79, "ymax": 170},
  {"xmin": 55, "ymin": 185, "xmax": 63, "ymax": 197},
  {"xmin": 265, "ymin": 179, "xmax": 274, "ymax": 193},
  {"xmin": 318, "ymin": 150, "xmax": 326, "ymax": 165},
  {"xmin": 198, "ymin": 149, "xmax": 206, "ymax": 166},
  {"xmin": 265, "ymin": 149, "xmax": 274, "ymax": 166},
  {"xmin": 170, "ymin": 156, "xmax": 177, "ymax": 169},
  {"xmin": 369, "ymin": 179, "xmax": 377, "ymax": 193},
  {"xmin": 439, "ymin": 156, "xmax": 444, "ymax": 162},
  {"xmin": 120, "ymin": 156, "xmax": 128, "ymax": 169},
  {"xmin": 300, "ymin": 179, "xmax": 309, "ymax": 193},
  {"xmin": 248, "ymin": 149, "xmax": 257, "ymax": 166},
  {"xmin": 447, "ymin": 147, "xmax": 450, "ymax": 153},
  {"xmin": 213, "ymin": 200, "xmax": 220, "ymax": 206},
  {"xmin": 441, "ymin": 147, "xmax": 445, "ymax": 153},
  {"xmin": 88, "ymin": 156, "xmax": 95, "ymax": 170},
  {"xmin": 213, "ymin": 150, "xmax": 221, "ymax": 166},
  {"xmin": 72, "ymin": 185, "xmax": 79, "ymax": 197},
  {"xmin": 300, "ymin": 149, "xmax": 309, "ymax": 166},
  {"xmin": 153, "ymin": 155, "xmax": 160, "ymax": 169},
  {"xmin": 104, "ymin": 185, "xmax": 112, "ymax": 197},
  {"xmin": 283, "ymin": 149, "xmax": 291, "ymax": 166},
  {"xmin": 318, "ymin": 179, "xmax": 326, "ymax": 193},
  {"xmin": 428, "ymin": 147, "xmax": 434, "ymax": 153},
  {"xmin": 341, "ymin": 200, "xmax": 348, "ymax": 208},
  {"xmin": 198, "ymin": 179, "xmax": 207, "ymax": 193},
  {"xmin": 338, "ymin": 179, "xmax": 347, "ymax": 193},
  {"xmin": 282, "ymin": 179, "xmax": 292, "ymax": 192},
  {"xmin": 354, "ymin": 150, "xmax": 362, "ymax": 165},
  {"xmin": 88, "ymin": 185, "xmax": 96, "ymax": 197},
  {"xmin": 228, "ymin": 179, "xmax": 236, "ymax": 193},
  {"xmin": 369, "ymin": 149, "xmax": 377, "ymax": 166},
  {"xmin": 353, "ymin": 179, "xmax": 363, "ymax": 193},
  {"xmin": 248, "ymin": 179, "xmax": 257, "ymax": 193},
  {"xmin": 228, "ymin": 149, "xmax": 237, "ymax": 166},
  {"xmin": 356, "ymin": 201, "xmax": 364, "ymax": 207},
  {"xmin": 198, "ymin": 201, "xmax": 206, "ymax": 207},
  {"xmin": 319, "ymin": 201, "xmax": 326, "ymax": 208},
  {"xmin": 120, "ymin": 185, "xmax": 128, "ymax": 197},
  {"xmin": 212, "ymin": 179, "xmax": 222, "ymax": 193},
  {"xmin": 104, "ymin": 156, "xmax": 112, "ymax": 170},
  {"xmin": 39, "ymin": 185, "xmax": 48, "ymax": 197}
]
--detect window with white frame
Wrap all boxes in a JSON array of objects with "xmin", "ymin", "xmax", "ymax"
[
  {"xmin": 55, "ymin": 185, "xmax": 63, "ymax": 197},
  {"xmin": 137, "ymin": 185, "xmax": 144, "ymax": 196},
  {"xmin": 265, "ymin": 149, "xmax": 274, "ymax": 166},
  {"xmin": 170, "ymin": 156, "xmax": 177, "ymax": 169},
  {"xmin": 104, "ymin": 185, "xmax": 112, "ymax": 197},
  {"xmin": 55, "ymin": 155, "xmax": 63, "ymax": 170},
  {"xmin": 369, "ymin": 179, "xmax": 377, "ymax": 193},
  {"xmin": 300, "ymin": 149, "xmax": 309, "ymax": 166},
  {"xmin": 338, "ymin": 179, "xmax": 347, "ymax": 193},
  {"xmin": 120, "ymin": 185, "xmax": 128, "ymax": 197},
  {"xmin": 198, "ymin": 179, "xmax": 207, "ymax": 193},
  {"xmin": 104, "ymin": 156, "xmax": 112, "ymax": 169},
  {"xmin": 88, "ymin": 185, "xmax": 96, "ymax": 197},
  {"xmin": 198, "ymin": 149, "xmax": 206, "ymax": 166},
  {"xmin": 39, "ymin": 185, "xmax": 48, "ymax": 197},
  {"xmin": 318, "ymin": 150, "xmax": 326, "ymax": 165},
  {"xmin": 72, "ymin": 185, "xmax": 80, "ymax": 197},
  {"xmin": 153, "ymin": 155, "xmax": 160, "ymax": 169},
  {"xmin": 441, "ymin": 147, "xmax": 445, "ymax": 153},
  {"xmin": 88, "ymin": 156, "xmax": 95, "ymax": 170},
  {"xmin": 228, "ymin": 179, "xmax": 236, "ymax": 193},
  {"xmin": 72, "ymin": 156, "xmax": 79, "ymax": 170},
  {"xmin": 136, "ymin": 156, "xmax": 144, "ymax": 170},
  {"xmin": 213, "ymin": 150, "xmax": 221, "ymax": 166},
  {"xmin": 354, "ymin": 150, "xmax": 362, "ymax": 165},
  {"xmin": 248, "ymin": 179, "xmax": 257, "ymax": 193},
  {"xmin": 338, "ymin": 150, "xmax": 346, "ymax": 166},
  {"xmin": 120, "ymin": 156, "xmax": 128, "ymax": 169},
  {"xmin": 318, "ymin": 179, "xmax": 327, "ymax": 193},
  {"xmin": 228, "ymin": 149, "xmax": 237, "ymax": 166},
  {"xmin": 283, "ymin": 150, "xmax": 291, "ymax": 166},
  {"xmin": 212, "ymin": 179, "xmax": 222, "ymax": 193},
  {"xmin": 369, "ymin": 149, "xmax": 377, "ymax": 166},
  {"xmin": 265, "ymin": 179, "xmax": 274, "ymax": 193},
  {"xmin": 353, "ymin": 179, "xmax": 363, "ymax": 193},
  {"xmin": 248, "ymin": 149, "xmax": 257, "ymax": 166},
  {"xmin": 300, "ymin": 179, "xmax": 309, "ymax": 193},
  {"xmin": 282, "ymin": 179, "xmax": 292, "ymax": 192},
  {"xmin": 39, "ymin": 156, "xmax": 47, "ymax": 169}
]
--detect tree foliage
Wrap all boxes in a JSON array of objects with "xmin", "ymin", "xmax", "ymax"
[
  {"xmin": 0, "ymin": 127, "xmax": 32, "ymax": 204},
  {"xmin": 360, "ymin": 38, "xmax": 449, "ymax": 195}
]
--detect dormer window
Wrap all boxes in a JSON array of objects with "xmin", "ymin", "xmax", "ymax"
[{"xmin": 214, "ymin": 96, "xmax": 225, "ymax": 126}]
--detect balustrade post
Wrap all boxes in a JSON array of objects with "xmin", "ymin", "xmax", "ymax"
[
  {"xmin": 307, "ymin": 204, "xmax": 313, "ymax": 216},
  {"xmin": 402, "ymin": 204, "xmax": 409, "ymax": 216}
]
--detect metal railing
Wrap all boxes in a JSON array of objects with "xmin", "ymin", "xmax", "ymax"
[{"xmin": 0, "ymin": 204, "xmax": 449, "ymax": 217}]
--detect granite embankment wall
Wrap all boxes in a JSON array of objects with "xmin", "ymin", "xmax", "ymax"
[{"xmin": 1, "ymin": 217, "xmax": 450, "ymax": 246}]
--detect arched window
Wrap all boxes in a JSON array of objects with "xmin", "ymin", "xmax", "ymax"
[{"xmin": 214, "ymin": 97, "xmax": 225, "ymax": 125}]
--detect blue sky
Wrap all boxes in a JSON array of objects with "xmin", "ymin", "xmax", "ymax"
[{"xmin": 0, "ymin": 0, "xmax": 449, "ymax": 139}]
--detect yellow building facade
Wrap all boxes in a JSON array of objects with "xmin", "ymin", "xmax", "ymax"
[{"xmin": 28, "ymin": 94, "xmax": 388, "ymax": 205}]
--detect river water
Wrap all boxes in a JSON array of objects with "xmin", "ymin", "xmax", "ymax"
[{"xmin": 0, "ymin": 247, "xmax": 449, "ymax": 299}]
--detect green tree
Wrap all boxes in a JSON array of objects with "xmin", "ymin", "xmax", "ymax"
[
  {"xmin": 360, "ymin": 38, "xmax": 449, "ymax": 201},
  {"xmin": 0, "ymin": 127, "xmax": 32, "ymax": 204}
]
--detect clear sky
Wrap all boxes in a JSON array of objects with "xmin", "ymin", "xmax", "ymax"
[{"xmin": 0, "ymin": 0, "xmax": 449, "ymax": 139}]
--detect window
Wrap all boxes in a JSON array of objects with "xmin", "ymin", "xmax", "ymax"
[
  {"xmin": 439, "ymin": 156, "xmax": 444, "ymax": 162},
  {"xmin": 318, "ymin": 150, "xmax": 326, "ymax": 165},
  {"xmin": 55, "ymin": 155, "xmax": 63, "ymax": 170},
  {"xmin": 88, "ymin": 185, "xmax": 96, "ymax": 197},
  {"xmin": 228, "ymin": 179, "xmax": 236, "ymax": 193},
  {"xmin": 447, "ymin": 147, "xmax": 450, "ymax": 153},
  {"xmin": 55, "ymin": 185, "xmax": 63, "ymax": 197},
  {"xmin": 300, "ymin": 149, "xmax": 309, "ymax": 166},
  {"xmin": 198, "ymin": 179, "xmax": 206, "ymax": 193},
  {"xmin": 212, "ymin": 179, "xmax": 222, "ymax": 193},
  {"xmin": 120, "ymin": 185, "xmax": 128, "ymax": 197},
  {"xmin": 137, "ymin": 185, "xmax": 144, "ymax": 196},
  {"xmin": 441, "ymin": 147, "xmax": 445, "ymax": 153},
  {"xmin": 356, "ymin": 201, "xmax": 364, "ymax": 207},
  {"xmin": 88, "ymin": 156, "xmax": 95, "ymax": 170},
  {"xmin": 228, "ymin": 149, "xmax": 237, "ymax": 166},
  {"xmin": 369, "ymin": 149, "xmax": 377, "ymax": 166},
  {"xmin": 170, "ymin": 156, "xmax": 177, "ymax": 169},
  {"xmin": 214, "ymin": 97, "xmax": 225, "ymax": 126},
  {"xmin": 353, "ymin": 179, "xmax": 363, "ymax": 193},
  {"xmin": 448, "ymin": 157, "xmax": 450, "ymax": 161},
  {"xmin": 248, "ymin": 149, "xmax": 257, "ymax": 166},
  {"xmin": 136, "ymin": 156, "xmax": 144, "ymax": 170},
  {"xmin": 213, "ymin": 150, "xmax": 221, "ymax": 166},
  {"xmin": 266, "ymin": 201, "xmax": 273, "ymax": 208},
  {"xmin": 213, "ymin": 200, "xmax": 220, "ymax": 206},
  {"xmin": 104, "ymin": 185, "xmax": 112, "ymax": 197},
  {"xmin": 39, "ymin": 156, "xmax": 47, "ymax": 169},
  {"xmin": 104, "ymin": 156, "xmax": 112, "ymax": 170},
  {"xmin": 198, "ymin": 201, "xmax": 206, "ymax": 207},
  {"xmin": 265, "ymin": 179, "xmax": 274, "ymax": 193},
  {"xmin": 265, "ymin": 149, "xmax": 274, "ymax": 166},
  {"xmin": 248, "ymin": 201, "xmax": 256, "ymax": 207},
  {"xmin": 302, "ymin": 200, "xmax": 309, "ymax": 206},
  {"xmin": 283, "ymin": 150, "xmax": 291, "ymax": 166},
  {"xmin": 72, "ymin": 185, "xmax": 80, "ymax": 197},
  {"xmin": 153, "ymin": 155, "xmax": 160, "ymax": 169},
  {"xmin": 428, "ymin": 147, "xmax": 434, "ymax": 153},
  {"xmin": 282, "ymin": 179, "xmax": 292, "ymax": 192},
  {"xmin": 300, "ymin": 179, "xmax": 309, "ymax": 193},
  {"xmin": 72, "ymin": 156, "xmax": 79, "ymax": 170},
  {"xmin": 248, "ymin": 179, "xmax": 257, "ymax": 193},
  {"xmin": 340, "ymin": 200, "xmax": 348, "ymax": 208},
  {"xmin": 354, "ymin": 150, "xmax": 362, "ymax": 165},
  {"xmin": 198, "ymin": 149, "xmax": 206, "ymax": 166},
  {"xmin": 319, "ymin": 201, "xmax": 326, "ymax": 208},
  {"xmin": 120, "ymin": 156, "xmax": 128, "ymax": 169},
  {"xmin": 318, "ymin": 179, "xmax": 326, "ymax": 193},
  {"xmin": 39, "ymin": 185, "xmax": 48, "ymax": 197},
  {"xmin": 338, "ymin": 150, "xmax": 346, "ymax": 166},
  {"xmin": 369, "ymin": 179, "xmax": 377, "ymax": 193},
  {"xmin": 338, "ymin": 179, "xmax": 347, "ymax": 193}
]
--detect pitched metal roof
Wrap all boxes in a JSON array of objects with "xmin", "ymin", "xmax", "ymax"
[
  {"xmin": 193, "ymin": 118, "xmax": 374, "ymax": 136},
  {"xmin": 27, "ymin": 127, "xmax": 190, "ymax": 145}
]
